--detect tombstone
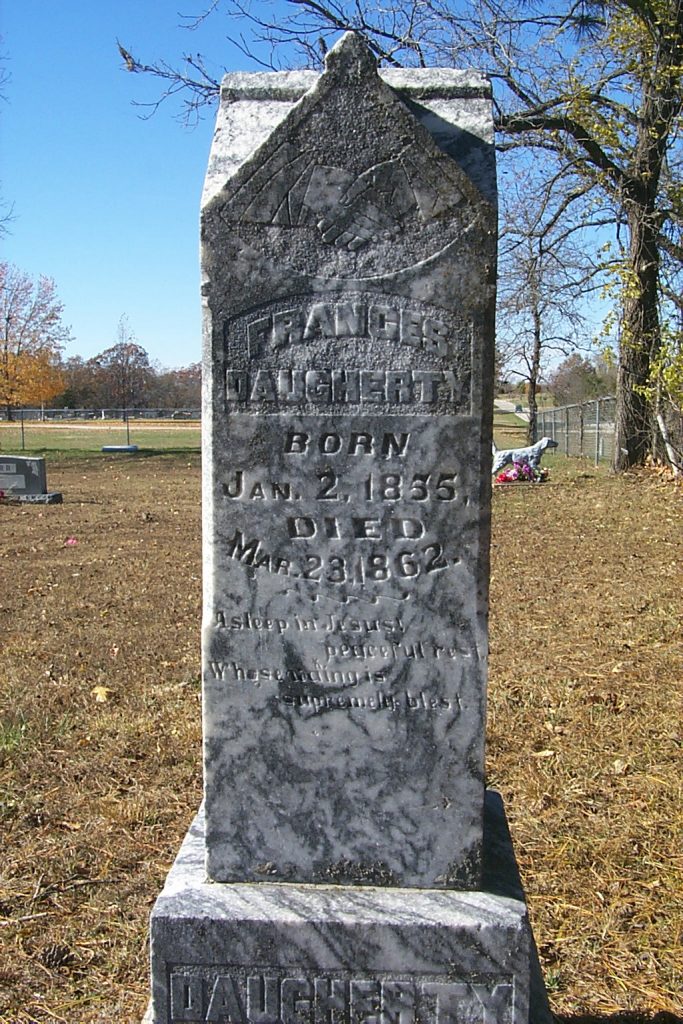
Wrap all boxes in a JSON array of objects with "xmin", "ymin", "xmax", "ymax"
[
  {"xmin": 145, "ymin": 33, "xmax": 551, "ymax": 1023},
  {"xmin": 0, "ymin": 455, "xmax": 62, "ymax": 504}
]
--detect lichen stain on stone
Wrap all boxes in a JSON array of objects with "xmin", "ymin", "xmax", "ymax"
[{"xmin": 320, "ymin": 858, "xmax": 399, "ymax": 887}]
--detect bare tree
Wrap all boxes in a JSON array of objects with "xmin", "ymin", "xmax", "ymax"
[
  {"xmin": 0, "ymin": 37, "xmax": 14, "ymax": 237},
  {"xmin": 498, "ymin": 158, "xmax": 611, "ymax": 440},
  {"xmin": 119, "ymin": 0, "xmax": 683, "ymax": 470},
  {"xmin": 91, "ymin": 316, "xmax": 153, "ymax": 411}
]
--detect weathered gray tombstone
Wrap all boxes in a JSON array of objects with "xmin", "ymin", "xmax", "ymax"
[
  {"xmin": 0, "ymin": 455, "xmax": 62, "ymax": 503},
  {"xmin": 145, "ymin": 33, "xmax": 551, "ymax": 1024}
]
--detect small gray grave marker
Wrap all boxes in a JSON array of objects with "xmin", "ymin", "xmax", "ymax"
[
  {"xmin": 0, "ymin": 456, "xmax": 62, "ymax": 504},
  {"xmin": 145, "ymin": 34, "xmax": 551, "ymax": 1024}
]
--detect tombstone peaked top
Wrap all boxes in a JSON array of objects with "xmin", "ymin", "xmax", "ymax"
[
  {"xmin": 218, "ymin": 34, "xmax": 492, "ymax": 103},
  {"xmin": 202, "ymin": 32, "xmax": 495, "ymax": 301},
  {"xmin": 198, "ymin": 28, "xmax": 497, "ymax": 888},
  {"xmin": 203, "ymin": 35, "xmax": 496, "ymax": 218},
  {"xmin": 323, "ymin": 30, "xmax": 377, "ymax": 79}
]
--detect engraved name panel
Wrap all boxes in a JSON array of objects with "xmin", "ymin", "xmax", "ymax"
[
  {"xmin": 222, "ymin": 294, "xmax": 473, "ymax": 416},
  {"xmin": 168, "ymin": 968, "xmax": 516, "ymax": 1024}
]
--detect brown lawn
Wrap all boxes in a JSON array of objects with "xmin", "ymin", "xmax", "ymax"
[{"xmin": 0, "ymin": 452, "xmax": 681, "ymax": 1023}]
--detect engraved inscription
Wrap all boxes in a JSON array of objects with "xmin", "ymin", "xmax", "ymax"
[
  {"xmin": 207, "ymin": 597, "xmax": 472, "ymax": 718},
  {"xmin": 226, "ymin": 369, "xmax": 460, "ymax": 410},
  {"xmin": 243, "ymin": 301, "xmax": 462, "ymax": 357},
  {"xmin": 168, "ymin": 968, "xmax": 515, "ymax": 1023},
  {"xmin": 224, "ymin": 529, "xmax": 451, "ymax": 585},
  {"xmin": 208, "ymin": 413, "xmax": 479, "ymax": 719},
  {"xmin": 222, "ymin": 294, "xmax": 473, "ymax": 415},
  {"xmin": 219, "ymin": 425, "xmax": 463, "ymax": 602},
  {"xmin": 285, "ymin": 431, "xmax": 410, "ymax": 457}
]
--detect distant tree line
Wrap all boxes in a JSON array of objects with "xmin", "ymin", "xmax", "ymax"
[
  {"xmin": 57, "ymin": 347, "xmax": 201, "ymax": 412},
  {"xmin": 498, "ymin": 351, "xmax": 617, "ymax": 407},
  {"xmin": 546, "ymin": 353, "xmax": 617, "ymax": 409},
  {"xmin": 1, "ymin": 262, "xmax": 200, "ymax": 416}
]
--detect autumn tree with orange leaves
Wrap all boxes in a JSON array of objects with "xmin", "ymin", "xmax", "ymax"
[{"xmin": 0, "ymin": 261, "xmax": 70, "ymax": 419}]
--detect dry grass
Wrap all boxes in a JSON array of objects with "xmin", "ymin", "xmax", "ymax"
[
  {"xmin": 0, "ymin": 419, "xmax": 200, "ymax": 456},
  {"xmin": 0, "ymin": 451, "xmax": 681, "ymax": 1023},
  {"xmin": 488, "ymin": 461, "xmax": 682, "ymax": 1019}
]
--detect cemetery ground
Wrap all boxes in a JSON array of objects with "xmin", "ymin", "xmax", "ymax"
[{"xmin": 0, "ymin": 441, "xmax": 681, "ymax": 1024}]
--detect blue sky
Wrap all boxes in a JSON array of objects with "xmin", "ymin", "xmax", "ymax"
[
  {"xmin": 2, "ymin": 3, "xmax": 610, "ymax": 377},
  {"xmin": 1, "ymin": 1, "xmax": 291, "ymax": 369}
]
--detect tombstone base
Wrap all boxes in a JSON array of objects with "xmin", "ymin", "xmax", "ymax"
[
  {"xmin": 145, "ymin": 792, "xmax": 551, "ymax": 1024},
  {"xmin": 19, "ymin": 491, "xmax": 63, "ymax": 504},
  {"xmin": 0, "ymin": 492, "xmax": 63, "ymax": 504},
  {"xmin": 101, "ymin": 444, "xmax": 139, "ymax": 453}
]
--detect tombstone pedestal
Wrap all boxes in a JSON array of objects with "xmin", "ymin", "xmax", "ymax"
[{"xmin": 146, "ymin": 793, "xmax": 551, "ymax": 1024}]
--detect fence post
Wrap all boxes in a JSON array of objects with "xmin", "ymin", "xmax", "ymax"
[
  {"xmin": 564, "ymin": 407, "xmax": 570, "ymax": 455},
  {"xmin": 595, "ymin": 399, "xmax": 601, "ymax": 465},
  {"xmin": 579, "ymin": 403, "xmax": 585, "ymax": 456}
]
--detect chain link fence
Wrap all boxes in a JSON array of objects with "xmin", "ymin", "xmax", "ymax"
[
  {"xmin": 0, "ymin": 407, "xmax": 200, "ymax": 421},
  {"xmin": 0, "ymin": 409, "xmax": 201, "ymax": 453},
  {"xmin": 537, "ymin": 396, "xmax": 616, "ymax": 465}
]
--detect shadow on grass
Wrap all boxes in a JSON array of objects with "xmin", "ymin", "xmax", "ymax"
[
  {"xmin": 16, "ymin": 447, "xmax": 201, "ymax": 460},
  {"xmin": 556, "ymin": 1014, "xmax": 682, "ymax": 1024},
  {"xmin": 101, "ymin": 447, "xmax": 201, "ymax": 459}
]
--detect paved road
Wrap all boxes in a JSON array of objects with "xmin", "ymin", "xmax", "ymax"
[{"xmin": 494, "ymin": 399, "xmax": 530, "ymax": 422}]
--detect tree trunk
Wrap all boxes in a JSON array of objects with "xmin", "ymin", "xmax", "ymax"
[
  {"xmin": 526, "ymin": 301, "xmax": 542, "ymax": 444},
  {"xmin": 613, "ymin": 205, "xmax": 661, "ymax": 470}
]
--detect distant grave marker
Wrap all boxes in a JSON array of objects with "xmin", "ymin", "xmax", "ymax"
[{"xmin": 0, "ymin": 455, "xmax": 62, "ymax": 504}]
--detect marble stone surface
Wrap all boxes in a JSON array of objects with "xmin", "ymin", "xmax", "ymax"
[
  {"xmin": 201, "ymin": 32, "xmax": 496, "ymax": 888},
  {"xmin": 146, "ymin": 792, "xmax": 552, "ymax": 1024}
]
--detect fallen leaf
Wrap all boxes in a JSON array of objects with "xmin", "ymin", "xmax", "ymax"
[{"xmin": 91, "ymin": 685, "xmax": 113, "ymax": 703}]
